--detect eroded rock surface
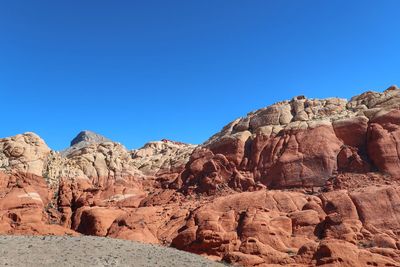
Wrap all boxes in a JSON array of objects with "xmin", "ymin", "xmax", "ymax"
[
  {"xmin": 1, "ymin": 86, "xmax": 400, "ymax": 266},
  {"xmin": 131, "ymin": 140, "xmax": 196, "ymax": 175},
  {"xmin": 176, "ymin": 86, "xmax": 400, "ymax": 194},
  {"xmin": 0, "ymin": 132, "xmax": 50, "ymax": 176}
]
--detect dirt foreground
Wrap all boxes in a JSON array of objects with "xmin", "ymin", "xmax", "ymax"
[{"xmin": 0, "ymin": 235, "xmax": 226, "ymax": 267}]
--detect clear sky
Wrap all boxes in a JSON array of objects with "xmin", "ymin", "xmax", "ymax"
[{"xmin": 1, "ymin": 1, "xmax": 400, "ymax": 150}]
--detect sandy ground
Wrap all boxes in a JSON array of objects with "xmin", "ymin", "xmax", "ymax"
[{"xmin": 0, "ymin": 235, "xmax": 227, "ymax": 267}]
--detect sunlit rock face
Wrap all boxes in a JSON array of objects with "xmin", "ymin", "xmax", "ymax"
[
  {"xmin": 1, "ymin": 86, "xmax": 400, "ymax": 266},
  {"xmin": 130, "ymin": 140, "xmax": 196, "ymax": 176},
  {"xmin": 0, "ymin": 132, "xmax": 50, "ymax": 177},
  {"xmin": 176, "ymin": 86, "xmax": 400, "ymax": 194}
]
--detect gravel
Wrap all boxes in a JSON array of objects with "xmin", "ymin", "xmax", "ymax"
[{"xmin": 0, "ymin": 235, "xmax": 227, "ymax": 267}]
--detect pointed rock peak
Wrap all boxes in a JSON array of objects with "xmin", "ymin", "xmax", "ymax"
[
  {"xmin": 292, "ymin": 95, "xmax": 307, "ymax": 101},
  {"xmin": 385, "ymin": 85, "xmax": 399, "ymax": 92},
  {"xmin": 70, "ymin": 130, "xmax": 111, "ymax": 147}
]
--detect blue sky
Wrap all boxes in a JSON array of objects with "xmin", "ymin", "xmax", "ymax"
[{"xmin": 1, "ymin": 1, "xmax": 400, "ymax": 150}]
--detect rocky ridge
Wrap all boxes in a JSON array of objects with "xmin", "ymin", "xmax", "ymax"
[
  {"xmin": 176, "ymin": 86, "xmax": 400, "ymax": 193},
  {"xmin": 1, "ymin": 86, "xmax": 400, "ymax": 266}
]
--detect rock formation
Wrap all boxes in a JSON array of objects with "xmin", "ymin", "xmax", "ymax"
[
  {"xmin": 176, "ymin": 86, "xmax": 400, "ymax": 194},
  {"xmin": 1, "ymin": 86, "xmax": 400, "ymax": 266},
  {"xmin": 0, "ymin": 132, "xmax": 50, "ymax": 177}
]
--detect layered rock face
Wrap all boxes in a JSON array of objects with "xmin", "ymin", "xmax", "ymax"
[
  {"xmin": 0, "ymin": 131, "xmax": 194, "ymax": 234},
  {"xmin": 1, "ymin": 86, "xmax": 400, "ymax": 266},
  {"xmin": 176, "ymin": 86, "xmax": 400, "ymax": 193}
]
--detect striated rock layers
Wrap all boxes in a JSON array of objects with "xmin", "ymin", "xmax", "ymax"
[
  {"xmin": 1, "ymin": 86, "xmax": 400, "ymax": 266},
  {"xmin": 176, "ymin": 86, "xmax": 400, "ymax": 193}
]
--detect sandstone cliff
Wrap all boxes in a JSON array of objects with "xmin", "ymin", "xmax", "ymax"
[
  {"xmin": 176, "ymin": 86, "xmax": 400, "ymax": 193},
  {"xmin": 1, "ymin": 86, "xmax": 400, "ymax": 266}
]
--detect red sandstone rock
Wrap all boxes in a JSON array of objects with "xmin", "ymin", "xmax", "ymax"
[
  {"xmin": 368, "ymin": 110, "xmax": 400, "ymax": 177},
  {"xmin": 108, "ymin": 205, "xmax": 190, "ymax": 244},
  {"xmin": 258, "ymin": 125, "xmax": 342, "ymax": 188},
  {"xmin": 73, "ymin": 207, "xmax": 127, "ymax": 236},
  {"xmin": 314, "ymin": 240, "xmax": 399, "ymax": 266},
  {"xmin": 350, "ymin": 186, "xmax": 400, "ymax": 231},
  {"xmin": 0, "ymin": 172, "xmax": 77, "ymax": 236},
  {"xmin": 333, "ymin": 116, "xmax": 369, "ymax": 148},
  {"xmin": 2, "ymin": 87, "xmax": 400, "ymax": 266},
  {"xmin": 337, "ymin": 146, "xmax": 371, "ymax": 173}
]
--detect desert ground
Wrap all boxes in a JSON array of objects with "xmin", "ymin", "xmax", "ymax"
[{"xmin": 0, "ymin": 235, "xmax": 226, "ymax": 267}]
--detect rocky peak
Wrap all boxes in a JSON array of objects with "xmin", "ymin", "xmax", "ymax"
[
  {"xmin": 70, "ymin": 130, "xmax": 111, "ymax": 147},
  {"xmin": 61, "ymin": 130, "xmax": 113, "ymax": 157},
  {"xmin": 385, "ymin": 84, "xmax": 399, "ymax": 92}
]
